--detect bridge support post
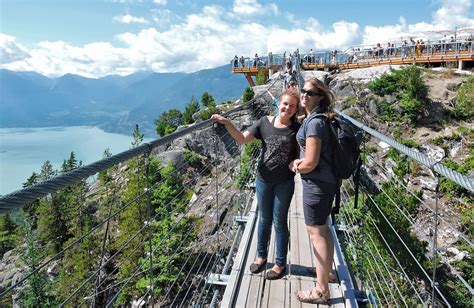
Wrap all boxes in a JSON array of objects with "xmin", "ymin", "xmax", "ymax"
[
  {"xmin": 244, "ymin": 73, "xmax": 255, "ymax": 87},
  {"xmin": 458, "ymin": 60, "xmax": 465, "ymax": 70}
]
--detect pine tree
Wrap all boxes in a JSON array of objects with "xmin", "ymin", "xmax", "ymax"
[
  {"xmin": 242, "ymin": 86, "xmax": 255, "ymax": 102},
  {"xmin": 19, "ymin": 214, "xmax": 56, "ymax": 307},
  {"xmin": 182, "ymin": 97, "xmax": 200, "ymax": 125},
  {"xmin": 113, "ymin": 154, "xmax": 154, "ymax": 303},
  {"xmin": 0, "ymin": 213, "xmax": 15, "ymax": 255},
  {"xmin": 201, "ymin": 92, "xmax": 216, "ymax": 108},
  {"xmin": 132, "ymin": 124, "xmax": 144, "ymax": 148},
  {"xmin": 256, "ymin": 68, "xmax": 267, "ymax": 85},
  {"xmin": 154, "ymin": 109, "xmax": 183, "ymax": 137},
  {"xmin": 39, "ymin": 161, "xmax": 56, "ymax": 181}
]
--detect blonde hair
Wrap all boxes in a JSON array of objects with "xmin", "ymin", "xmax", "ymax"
[{"xmin": 305, "ymin": 78, "xmax": 336, "ymax": 118}]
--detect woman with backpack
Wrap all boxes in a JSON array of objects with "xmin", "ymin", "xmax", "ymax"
[
  {"xmin": 211, "ymin": 90, "xmax": 301, "ymax": 280},
  {"xmin": 291, "ymin": 78, "xmax": 337, "ymax": 304}
]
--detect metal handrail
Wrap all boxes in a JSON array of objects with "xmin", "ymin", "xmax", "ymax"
[{"xmin": 338, "ymin": 110, "xmax": 474, "ymax": 192}]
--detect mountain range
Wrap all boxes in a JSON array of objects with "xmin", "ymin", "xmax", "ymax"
[{"xmin": 0, "ymin": 64, "xmax": 248, "ymax": 136}]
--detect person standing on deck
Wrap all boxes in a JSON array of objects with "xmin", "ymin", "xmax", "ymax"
[
  {"xmin": 291, "ymin": 78, "xmax": 338, "ymax": 304},
  {"xmin": 211, "ymin": 91, "xmax": 301, "ymax": 280}
]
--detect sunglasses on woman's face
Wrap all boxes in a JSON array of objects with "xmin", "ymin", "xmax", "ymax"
[{"xmin": 300, "ymin": 89, "xmax": 322, "ymax": 97}]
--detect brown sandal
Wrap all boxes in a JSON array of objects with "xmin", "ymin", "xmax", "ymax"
[
  {"xmin": 307, "ymin": 267, "xmax": 337, "ymax": 283},
  {"xmin": 295, "ymin": 288, "xmax": 330, "ymax": 304}
]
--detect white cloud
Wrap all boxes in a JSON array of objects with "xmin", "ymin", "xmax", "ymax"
[
  {"xmin": 1, "ymin": 0, "xmax": 473, "ymax": 78},
  {"xmin": 433, "ymin": 0, "xmax": 474, "ymax": 29},
  {"xmin": 361, "ymin": 0, "xmax": 474, "ymax": 46},
  {"xmin": 151, "ymin": 9, "xmax": 177, "ymax": 28},
  {"xmin": 153, "ymin": 0, "xmax": 167, "ymax": 5},
  {"xmin": 114, "ymin": 14, "xmax": 148, "ymax": 24},
  {"xmin": 233, "ymin": 0, "xmax": 262, "ymax": 15},
  {"xmin": 232, "ymin": 0, "xmax": 278, "ymax": 17},
  {"xmin": 0, "ymin": 33, "xmax": 30, "ymax": 64}
]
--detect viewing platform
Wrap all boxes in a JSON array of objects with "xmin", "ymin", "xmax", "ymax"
[{"xmin": 231, "ymin": 39, "xmax": 474, "ymax": 85}]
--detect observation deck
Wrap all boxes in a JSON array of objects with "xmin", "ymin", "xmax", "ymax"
[{"xmin": 231, "ymin": 40, "xmax": 474, "ymax": 86}]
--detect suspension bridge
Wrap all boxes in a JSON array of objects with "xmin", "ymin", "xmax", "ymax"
[{"xmin": 0, "ymin": 59, "xmax": 473, "ymax": 307}]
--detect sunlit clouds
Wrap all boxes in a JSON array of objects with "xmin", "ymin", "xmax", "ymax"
[{"xmin": 114, "ymin": 14, "xmax": 149, "ymax": 24}]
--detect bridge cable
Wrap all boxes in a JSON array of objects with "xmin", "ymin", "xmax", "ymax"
[
  {"xmin": 340, "ymin": 179, "xmax": 426, "ymax": 304},
  {"xmin": 339, "ymin": 185, "xmax": 412, "ymax": 305},
  {"xmin": 366, "ymin": 152, "xmax": 473, "ymax": 247},
  {"xmin": 364, "ymin": 192, "xmax": 451, "ymax": 306},
  {"xmin": 362, "ymin": 153, "xmax": 474, "ymax": 293}
]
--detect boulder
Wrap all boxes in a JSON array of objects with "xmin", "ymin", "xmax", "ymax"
[
  {"xmin": 446, "ymin": 81, "xmax": 461, "ymax": 91},
  {"xmin": 333, "ymin": 81, "xmax": 356, "ymax": 97},
  {"xmin": 419, "ymin": 145, "xmax": 445, "ymax": 161},
  {"xmin": 368, "ymin": 98, "xmax": 379, "ymax": 115}
]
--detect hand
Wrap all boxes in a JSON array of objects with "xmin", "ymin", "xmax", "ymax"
[
  {"xmin": 211, "ymin": 114, "xmax": 230, "ymax": 125},
  {"xmin": 290, "ymin": 159, "xmax": 303, "ymax": 173}
]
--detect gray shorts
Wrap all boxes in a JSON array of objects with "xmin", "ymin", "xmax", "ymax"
[{"xmin": 301, "ymin": 179, "xmax": 337, "ymax": 226}]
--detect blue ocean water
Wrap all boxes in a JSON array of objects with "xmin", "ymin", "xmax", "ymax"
[{"xmin": 0, "ymin": 126, "xmax": 154, "ymax": 195}]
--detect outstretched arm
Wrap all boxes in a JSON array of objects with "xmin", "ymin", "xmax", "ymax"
[{"xmin": 211, "ymin": 114, "xmax": 255, "ymax": 145}]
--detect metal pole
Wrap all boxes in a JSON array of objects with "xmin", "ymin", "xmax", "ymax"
[{"xmin": 431, "ymin": 173, "xmax": 441, "ymax": 307}]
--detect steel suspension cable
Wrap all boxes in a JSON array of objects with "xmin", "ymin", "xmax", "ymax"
[
  {"xmin": 344, "ymin": 181, "xmax": 426, "ymax": 302},
  {"xmin": 367, "ymin": 152, "xmax": 473, "ymax": 246},
  {"xmin": 364, "ymin": 192, "xmax": 451, "ymax": 306},
  {"xmin": 337, "ymin": 190, "xmax": 394, "ymax": 305}
]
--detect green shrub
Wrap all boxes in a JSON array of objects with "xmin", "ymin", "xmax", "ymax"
[
  {"xmin": 242, "ymin": 86, "xmax": 254, "ymax": 103},
  {"xmin": 368, "ymin": 72, "xmax": 399, "ymax": 95},
  {"xmin": 368, "ymin": 65, "xmax": 426, "ymax": 123},
  {"xmin": 256, "ymin": 68, "xmax": 267, "ymax": 85},
  {"xmin": 399, "ymin": 95, "xmax": 423, "ymax": 122},
  {"xmin": 183, "ymin": 150, "xmax": 204, "ymax": 169},
  {"xmin": 235, "ymin": 139, "xmax": 261, "ymax": 189},
  {"xmin": 377, "ymin": 99, "xmax": 399, "ymax": 121},
  {"xmin": 199, "ymin": 106, "xmax": 220, "ymax": 121},
  {"xmin": 439, "ymin": 160, "xmax": 470, "ymax": 197},
  {"xmin": 452, "ymin": 76, "xmax": 474, "ymax": 120}
]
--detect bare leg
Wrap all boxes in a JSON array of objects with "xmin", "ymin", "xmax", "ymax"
[{"xmin": 306, "ymin": 223, "xmax": 334, "ymax": 293}]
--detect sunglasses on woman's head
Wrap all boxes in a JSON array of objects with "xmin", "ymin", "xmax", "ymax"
[{"xmin": 300, "ymin": 89, "xmax": 322, "ymax": 97}]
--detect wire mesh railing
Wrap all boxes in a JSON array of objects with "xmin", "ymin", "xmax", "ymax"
[{"xmin": 335, "ymin": 110, "xmax": 473, "ymax": 307}]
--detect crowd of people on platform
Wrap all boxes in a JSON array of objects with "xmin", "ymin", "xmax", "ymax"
[
  {"xmin": 347, "ymin": 35, "xmax": 473, "ymax": 62},
  {"xmin": 232, "ymin": 33, "xmax": 473, "ymax": 68}
]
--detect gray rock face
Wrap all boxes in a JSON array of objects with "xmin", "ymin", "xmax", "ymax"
[
  {"xmin": 156, "ymin": 150, "xmax": 188, "ymax": 169},
  {"xmin": 333, "ymin": 81, "xmax": 356, "ymax": 97},
  {"xmin": 357, "ymin": 88, "xmax": 371, "ymax": 98},
  {"xmin": 368, "ymin": 98, "xmax": 380, "ymax": 115},
  {"xmin": 446, "ymin": 81, "xmax": 461, "ymax": 91},
  {"xmin": 384, "ymin": 94, "xmax": 396, "ymax": 104}
]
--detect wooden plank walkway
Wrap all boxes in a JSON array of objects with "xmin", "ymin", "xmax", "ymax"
[{"xmin": 221, "ymin": 176, "xmax": 357, "ymax": 307}]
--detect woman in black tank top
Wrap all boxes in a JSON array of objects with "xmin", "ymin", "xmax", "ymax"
[{"xmin": 211, "ymin": 91, "xmax": 300, "ymax": 280}]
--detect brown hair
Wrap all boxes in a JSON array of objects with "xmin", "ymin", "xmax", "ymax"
[
  {"xmin": 305, "ymin": 78, "xmax": 336, "ymax": 118},
  {"xmin": 278, "ymin": 90, "xmax": 303, "ymax": 123}
]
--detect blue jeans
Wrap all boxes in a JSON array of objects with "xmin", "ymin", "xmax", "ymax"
[{"xmin": 255, "ymin": 177, "xmax": 295, "ymax": 267}]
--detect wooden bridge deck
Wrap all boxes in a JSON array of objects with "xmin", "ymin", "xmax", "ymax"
[{"xmin": 221, "ymin": 176, "xmax": 358, "ymax": 307}]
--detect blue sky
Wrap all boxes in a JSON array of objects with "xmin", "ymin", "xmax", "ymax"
[{"xmin": 1, "ymin": 0, "xmax": 473, "ymax": 78}]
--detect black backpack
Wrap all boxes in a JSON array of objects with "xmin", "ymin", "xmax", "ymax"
[{"xmin": 303, "ymin": 113, "xmax": 363, "ymax": 215}]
